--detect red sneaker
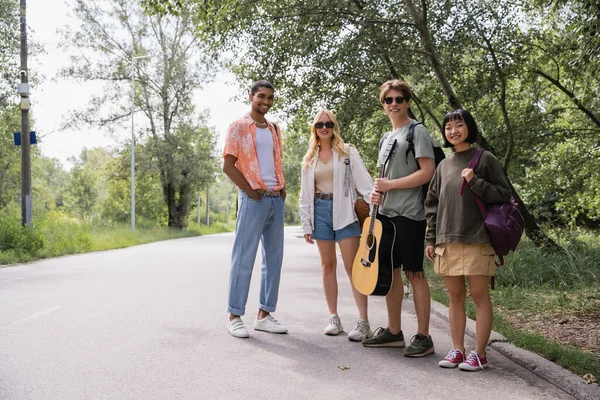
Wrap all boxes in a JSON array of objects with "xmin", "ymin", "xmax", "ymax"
[
  {"xmin": 459, "ymin": 351, "xmax": 489, "ymax": 371},
  {"xmin": 438, "ymin": 348, "xmax": 465, "ymax": 368}
]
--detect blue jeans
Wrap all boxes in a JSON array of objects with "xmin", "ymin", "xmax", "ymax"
[{"xmin": 228, "ymin": 191, "xmax": 285, "ymax": 316}]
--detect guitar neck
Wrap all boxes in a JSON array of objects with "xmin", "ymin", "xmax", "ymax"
[{"xmin": 367, "ymin": 162, "xmax": 387, "ymax": 233}]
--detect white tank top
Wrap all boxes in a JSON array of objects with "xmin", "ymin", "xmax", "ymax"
[{"xmin": 255, "ymin": 127, "xmax": 279, "ymax": 190}]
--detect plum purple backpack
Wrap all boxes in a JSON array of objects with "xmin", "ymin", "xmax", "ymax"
[{"xmin": 459, "ymin": 149, "xmax": 524, "ymax": 268}]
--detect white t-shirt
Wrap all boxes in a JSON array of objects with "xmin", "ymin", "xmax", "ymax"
[{"xmin": 255, "ymin": 127, "xmax": 279, "ymax": 190}]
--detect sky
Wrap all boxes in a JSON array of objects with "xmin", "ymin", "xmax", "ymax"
[{"xmin": 25, "ymin": 0, "xmax": 249, "ymax": 169}]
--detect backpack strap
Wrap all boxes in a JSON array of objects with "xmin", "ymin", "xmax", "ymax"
[
  {"xmin": 459, "ymin": 148, "xmax": 503, "ymax": 271},
  {"xmin": 459, "ymin": 149, "xmax": 484, "ymax": 194},
  {"xmin": 405, "ymin": 122, "xmax": 423, "ymax": 166},
  {"xmin": 378, "ymin": 121, "xmax": 421, "ymax": 161},
  {"xmin": 459, "ymin": 149, "xmax": 486, "ymax": 216},
  {"xmin": 378, "ymin": 133, "xmax": 389, "ymax": 150}
]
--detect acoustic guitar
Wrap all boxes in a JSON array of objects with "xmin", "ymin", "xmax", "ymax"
[{"xmin": 352, "ymin": 139, "xmax": 397, "ymax": 296}]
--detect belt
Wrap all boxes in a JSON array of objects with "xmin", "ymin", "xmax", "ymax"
[
  {"xmin": 256, "ymin": 189, "xmax": 281, "ymax": 197},
  {"xmin": 315, "ymin": 192, "xmax": 333, "ymax": 200}
]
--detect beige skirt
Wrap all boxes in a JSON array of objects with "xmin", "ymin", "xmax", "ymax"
[{"xmin": 433, "ymin": 242, "xmax": 497, "ymax": 276}]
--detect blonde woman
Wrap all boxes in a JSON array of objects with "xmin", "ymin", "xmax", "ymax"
[{"xmin": 298, "ymin": 109, "xmax": 374, "ymax": 340}]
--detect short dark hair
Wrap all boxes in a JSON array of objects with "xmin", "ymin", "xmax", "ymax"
[
  {"xmin": 441, "ymin": 109, "xmax": 479, "ymax": 148},
  {"xmin": 250, "ymin": 80, "xmax": 275, "ymax": 95}
]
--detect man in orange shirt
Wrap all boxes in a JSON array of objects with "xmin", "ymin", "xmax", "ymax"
[{"xmin": 223, "ymin": 80, "xmax": 287, "ymax": 338}]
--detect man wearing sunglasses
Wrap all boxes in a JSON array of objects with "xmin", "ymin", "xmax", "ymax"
[
  {"xmin": 222, "ymin": 80, "xmax": 287, "ymax": 338},
  {"xmin": 362, "ymin": 80, "xmax": 436, "ymax": 358}
]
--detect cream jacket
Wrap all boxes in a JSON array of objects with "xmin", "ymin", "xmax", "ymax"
[{"xmin": 299, "ymin": 145, "xmax": 374, "ymax": 235}]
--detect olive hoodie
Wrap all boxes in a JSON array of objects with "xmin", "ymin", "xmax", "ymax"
[{"xmin": 425, "ymin": 148, "xmax": 512, "ymax": 246}]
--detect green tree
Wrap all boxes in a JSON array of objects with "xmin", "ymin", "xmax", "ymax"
[
  {"xmin": 32, "ymin": 155, "xmax": 68, "ymax": 215},
  {"xmin": 0, "ymin": 0, "xmax": 19, "ymax": 107},
  {"xmin": 0, "ymin": 107, "xmax": 21, "ymax": 208},
  {"xmin": 101, "ymin": 144, "xmax": 168, "ymax": 226},
  {"xmin": 60, "ymin": 0, "xmax": 219, "ymax": 228},
  {"xmin": 62, "ymin": 147, "xmax": 112, "ymax": 220},
  {"xmin": 145, "ymin": 0, "xmax": 600, "ymax": 234}
]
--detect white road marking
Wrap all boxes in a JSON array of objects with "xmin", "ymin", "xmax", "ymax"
[
  {"xmin": 5, "ymin": 306, "xmax": 62, "ymax": 328},
  {"xmin": 0, "ymin": 266, "xmax": 81, "ymax": 285}
]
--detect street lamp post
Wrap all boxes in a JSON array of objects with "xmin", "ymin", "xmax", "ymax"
[
  {"xmin": 19, "ymin": 0, "xmax": 33, "ymax": 227},
  {"xmin": 130, "ymin": 53, "xmax": 158, "ymax": 231}
]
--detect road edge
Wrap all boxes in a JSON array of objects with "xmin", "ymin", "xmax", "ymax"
[{"xmin": 430, "ymin": 300, "xmax": 600, "ymax": 400}]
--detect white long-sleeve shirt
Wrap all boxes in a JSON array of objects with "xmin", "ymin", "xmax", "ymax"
[{"xmin": 299, "ymin": 145, "xmax": 374, "ymax": 235}]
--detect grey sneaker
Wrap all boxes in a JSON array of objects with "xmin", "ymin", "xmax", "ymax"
[
  {"xmin": 347, "ymin": 319, "xmax": 372, "ymax": 341},
  {"xmin": 362, "ymin": 327, "xmax": 405, "ymax": 347},
  {"xmin": 324, "ymin": 314, "xmax": 343, "ymax": 335},
  {"xmin": 253, "ymin": 314, "xmax": 288, "ymax": 334},
  {"xmin": 404, "ymin": 333, "xmax": 435, "ymax": 357}
]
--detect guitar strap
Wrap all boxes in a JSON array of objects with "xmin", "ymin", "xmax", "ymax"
[{"xmin": 343, "ymin": 144, "xmax": 351, "ymax": 197}]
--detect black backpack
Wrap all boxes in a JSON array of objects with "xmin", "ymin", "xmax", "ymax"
[{"xmin": 379, "ymin": 121, "xmax": 445, "ymax": 201}]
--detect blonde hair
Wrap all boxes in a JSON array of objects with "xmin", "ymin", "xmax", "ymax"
[
  {"xmin": 378, "ymin": 79, "xmax": 413, "ymax": 104},
  {"xmin": 302, "ymin": 110, "xmax": 348, "ymax": 168}
]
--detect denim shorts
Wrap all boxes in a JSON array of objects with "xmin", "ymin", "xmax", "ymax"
[{"xmin": 312, "ymin": 198, "xmax": 361, "ymax": 242}]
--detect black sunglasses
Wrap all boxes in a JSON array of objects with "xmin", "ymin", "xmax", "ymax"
[
  {"xmin": 383, "ymin": 96, "xmax": 405, "ymax": 105},
  {"xmin": 315, "ymin": 121, "xmax": 335, "ymax": 129}
]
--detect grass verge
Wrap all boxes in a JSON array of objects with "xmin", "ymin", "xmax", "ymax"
[{"xmin": 0, "ymin": 212, "xmax": 235, "ymax": 266}]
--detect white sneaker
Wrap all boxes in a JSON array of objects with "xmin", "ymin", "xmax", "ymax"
[
  {"xmin": 228, "ymin": 317, "xmax": 249, "ymax": 338},
  {"xmin": 347, "ymin": 319, "xmax": 372, "ymax": 341},
  {"xmin": 253, "ymin": 314, "xmax": 288, "ymax": 334},
  {"xmin": 324, "ymin": 314, "xmax": 343, "ymax": 335}
]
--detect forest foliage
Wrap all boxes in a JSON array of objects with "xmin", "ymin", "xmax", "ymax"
[
  {"xmin": 142, "ymin": 0, "xmax": 600, "ymax": 231},
  {"xmin": 2, "ymin": 0, "xmax": 599, "ymax": 259}
]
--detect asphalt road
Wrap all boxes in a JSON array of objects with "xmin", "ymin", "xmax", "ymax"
[{"xmin": 0, "ymin": 226, "xmax": 576, "ymax": 400}]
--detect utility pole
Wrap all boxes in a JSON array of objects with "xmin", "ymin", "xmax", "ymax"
[
  {"xmin": 205, "ymin": 184, "xmax": 210, "ymax": 227},
  {"xmin": 130, "ymin": 56, "xmax": 136, "ymax": 231},
  {"xmin": 197, "ymin": 190, "xmax": 201, "ymax": 225},
  {"xmin": 19, "ymin": 0, "xmax": 32, "ymax": 227}
]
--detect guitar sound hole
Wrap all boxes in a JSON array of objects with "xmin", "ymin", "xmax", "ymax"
[{"xmin": 366, "ymin": 234, "xmax": 374, "ymax": 248}]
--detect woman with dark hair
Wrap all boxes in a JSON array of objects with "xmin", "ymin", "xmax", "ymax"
[
  {"xmin": 425, "ymin": 109, "xmax": 512, "ymax": 371},
  {"xmin": 299, "ymin": 109, "xmax": 374, "ymax": 341}
]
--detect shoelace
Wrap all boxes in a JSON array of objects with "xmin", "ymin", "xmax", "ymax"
[
  {"xmin": 354, "ymin": 320, "xmax": 368, "ymax": 332},
  {"xmin": 329, "ymin": 315, "xmax": 339, "ymax": 326},
  {"xmin": 445, "ymin": 349, "xmax": 464, "ymax": 361},
  {"xmin": 466, "ymin": 351, "xmax": 485, "ymax": 370},
  {"xmin": 372, "ymin": 327, "xmax": 385, "ymax": 337},
  {"xmin": 409, "ymin": 334, "xmax": 419, "ymax": 344}
]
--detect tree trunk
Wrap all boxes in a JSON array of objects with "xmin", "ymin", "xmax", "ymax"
[
  {"xmin": 402, "ymin": 0, "xmax": 557, "ymax": 248},
  {"xmin": 164, "ymin": 180, "xmax": 192, "ymax": 230},
  {"xmin": 531, "ymin": 69, "xmax": 600, "ymax": 129},
  {"xmin": 402, "ymin": 0, "xmax": 462, "ymax": 110},
  {"xmin": 478, "ymin": 29, "xmax": 514, "ymax": 170}
]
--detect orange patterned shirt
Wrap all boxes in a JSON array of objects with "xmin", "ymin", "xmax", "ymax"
[{"xmin": 222, "ymin": 114, "xmax": 285, "ymax": 191}]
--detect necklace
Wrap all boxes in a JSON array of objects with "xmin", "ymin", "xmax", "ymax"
[{"xmin": 253, "ymin": 119, "xmax": 268, "ymax": 129}]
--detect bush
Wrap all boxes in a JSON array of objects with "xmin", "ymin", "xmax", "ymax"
[
  {"xmin": 0, "ymin": 209, "xmax": 44, "ymax": 258},
  {"xmin": 35, "ymin": 211, "xmax": 94, "ymax": 257}
]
